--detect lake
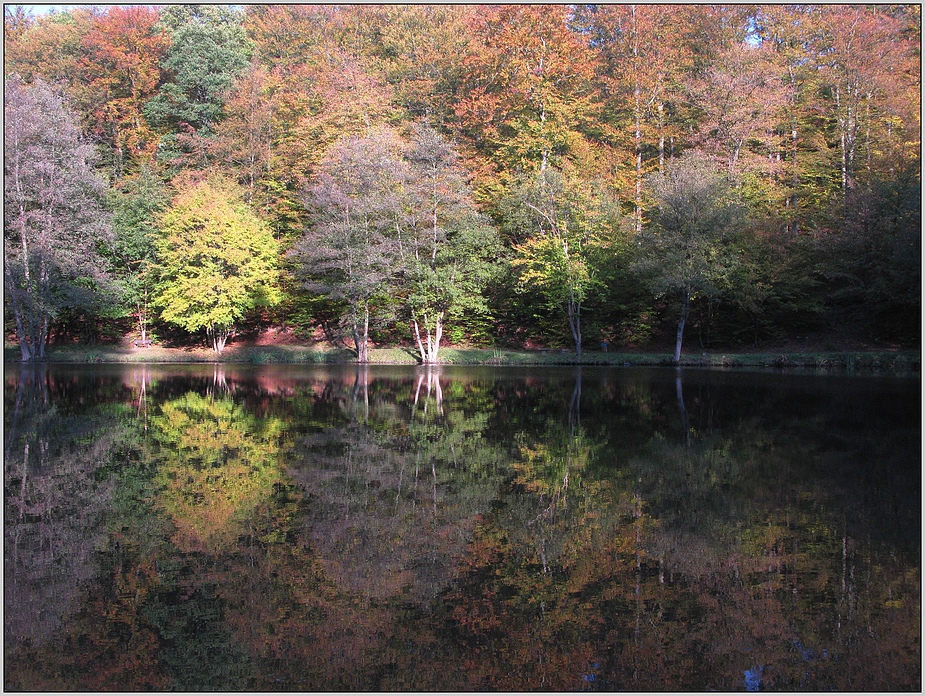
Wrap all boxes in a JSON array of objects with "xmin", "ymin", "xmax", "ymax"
[{"xmin": 3, "ymin": 363, "xmax": 920, "ymax": 691}]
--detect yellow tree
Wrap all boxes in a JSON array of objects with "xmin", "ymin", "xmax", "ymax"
[
  {"xmin": 152, "ymin": 175, "xmax": 282, "ymax": 352},
  {"xmin": 506, "ymin": 166, "xmax": 618, "ymax": 355}
]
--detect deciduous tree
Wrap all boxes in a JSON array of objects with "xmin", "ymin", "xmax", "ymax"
[
  {"xmin": 398, "ymin": 124, "xmax": 503, "ymax": 364},
  {"xmin": 635, "ymin": 154, "xmax": 741, "ymax": 362},
  {"xmin": 505, "ymin": 167, "xmax": 617, "ymax": 355},
  {"xmin": 79, "ymin": 6, "xmax": 168, "ymax": 172},
  {"xmin": 453, "ymin": 5, "xmax": 598, "ymax": 184},
  {"xmin": 3, "ymin": 77, "xmax": 113, "ymax": 361},
  {"xmin": 152, "ymin": 175, "xmax": 282, "ymax": 352},
  {"xmin": 107, "ymin": 164, "xmax": 169, "ymax": 344},
  {"xmin": 293, "ymin": 128, "xmax": 406, "ymax": 363},
  {"xmin": 586, "ymin": 4, "xmax": 704, "ymax": 230}
]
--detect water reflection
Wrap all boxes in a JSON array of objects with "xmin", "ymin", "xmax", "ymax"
[
  {"xmin": 4, "ymin": 364, "xmax": 125, "ymax": 649},
  {"xmin": 3, "ymin": 364, "xmax": 920, "ymax": 691}
]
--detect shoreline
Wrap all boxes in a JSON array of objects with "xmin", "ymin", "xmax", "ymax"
[{"xmin": 4, "ymin": 345, "xmax": 920, "ymax": 375}]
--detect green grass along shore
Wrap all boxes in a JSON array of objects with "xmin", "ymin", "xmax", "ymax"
[{"xmin": 4, "ymin": 343, "xmax": 920, "ymax": 374}]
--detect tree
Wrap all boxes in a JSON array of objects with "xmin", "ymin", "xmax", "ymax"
[
  {"xmin": 144, "ymin": 5, "xmax": 251, "ymax": 144},
  {"xmin": 751, "ymin": 5, "xmax": 830, "ymax": 235},
  {"xmin": 152, "ymin": 175, "xmax": 282, "ymax": 353},
  {"xmin": 398, "ymin": 123, "xmax": 503, "ymax": 364},
  {"xmin": 815, "ymin": 6, "xmax": 918, "ymax": 192},
  {"xmin": 504, "ymin": 167, "xmax": 616, "ymax": 355},
  {"xmin": 687, "ymin": 42, "xmax": 787, "ymax": 179},
  {"xmin": 295, "ymin": 124, "xmax": 500, "ymax": 365},
  {"xmin": 293, "ymin": 128, "xmax": 406, "ymax": 363},
  {"xmin": 79, "ymin": 6, "xmax": 168, "ymax": 173},
  {"xmin": 3, "ymin": 6, "xmax": 96, "ymax": 95},
  {"xmin": 3, "ymin": 76, "xmax": 113, "ymax": 361},
  {"xmin": 364, "ymin": 5, "xmax": 474, "ymax": 125},
  {"xmin": 107, "ymin": 164, "xmax": 169, "ymax": 344},
  {"xmin": 209, "ymin": 57, "xmax": 276, "ymax": 206},
  {"xmin": 585, "ymin": 4, "xmax": 706, "ymax": 231},
  {"xmin": 635, "ymin": 154, "xmax": 741, "ymax": 362},
  {"xmin": 453, "ymin": 5, "xmax": 598, "ymax": 184}
]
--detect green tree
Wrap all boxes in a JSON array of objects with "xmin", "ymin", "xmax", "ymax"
[
  {"xmin": 398, "ymin": 124, "xmax": 503, "ymax": 364},
  {"xmin": 504, "ymin": 167, "xmax": 618, "ymax": 355},
  {"xmin": 636, "ymin": 153, "xmax": 741, "ymax": 362},
  {"xmin": 144, "ymin": 5, "xmax": 251, "ymax": 154},
  {"xmin": 3, "ymin": 76, "xmax": 114, "ymax": 361},
  {"xmin": 152, "ymin": 175, "xmax": 282, "ymax": 352},
  {"xmin": 107, "ymin": 164, "xmax": 169, "ymax": 344}
]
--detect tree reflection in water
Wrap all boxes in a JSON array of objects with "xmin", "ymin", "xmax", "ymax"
[{"xmin": 3, "ymin": 365, "xmax": 919, "ymax": 691}]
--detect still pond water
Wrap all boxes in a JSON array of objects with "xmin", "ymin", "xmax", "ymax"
[{"xmin": 3, "ymin": 363, "xmax": 920, "ymax": 691}]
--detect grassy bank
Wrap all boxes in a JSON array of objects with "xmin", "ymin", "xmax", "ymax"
[{"xmin": 3, "ymin": 342, "xmax": 920, "ymax": 374}]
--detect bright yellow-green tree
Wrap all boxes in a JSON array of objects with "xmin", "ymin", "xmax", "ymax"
[{"xmin": 153, "ymin": 175, "xmax": 282, "ymax": 352}]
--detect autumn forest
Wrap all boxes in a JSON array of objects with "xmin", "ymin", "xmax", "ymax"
[{"xmin": 3, "ymin": 4, "xmax": 921, "ymax": 363}]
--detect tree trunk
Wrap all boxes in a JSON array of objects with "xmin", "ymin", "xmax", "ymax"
[
  {"xmin": 413, "ymin": 319, "xmax": 427, "ymax": 364},
  {"xmin": 5, "ymin": 261, "xmax": 33, "ymax": 361},
  {"xmin": 673, "ymin": 291, "xmax": 691, "ymax": 363},
  {"xmin": 658, "ymin": 102, "xmax": 666, "ymax": 171},
  {"xmin": 566, "ymin": 298, "xmax": 582, "ymax": 356},
  {"xmin": 413, "ymin": 314, "xmax": 443, "ymax": 365},
  {"xmin": 432, "ymin": 316, "xmax": 443, "ymax": 364},
  {"xmin": 209, "ymin": 325, "xmax": 232, "ymax": 353},
  {"xmin": 353, "ymin": 303, "xmax": 370, "ymax": 363},
  {"xmin": 790, "ymin": 124, "xmax": 799, "ymax": 235}
]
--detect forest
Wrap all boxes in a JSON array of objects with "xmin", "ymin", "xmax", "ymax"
[{"xmin": 3, "ymin": 4, "xmax": 921, "ymax": 363}]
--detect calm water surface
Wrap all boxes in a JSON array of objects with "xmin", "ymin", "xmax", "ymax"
[{"xmin": 3, "ymin": 363, "xmax": 920, "ymax": 691}]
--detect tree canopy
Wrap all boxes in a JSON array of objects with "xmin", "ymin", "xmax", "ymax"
[
  {"xmin": 2, "ymin": 4, "xmax": 919, "ymax": 358},
  {"xmin": 3, "ymin": 76, "xmax": 114, "ymax": 360},
  {"xmin": 152, "ymin": 175, "xmax": 282, "ymax": 352}
]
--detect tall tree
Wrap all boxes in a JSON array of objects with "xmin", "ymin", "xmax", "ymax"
[
  {"xmin": 3, "ymin": 5, "xmax": 34, "ymax": 43},
  {"xmin": 453, "ymin": 5, "xmax": 598, "ymax": 184},
  {"xmin": 398, "ymin": 123, "xmax": 503, "ymax": 364},
  {"xmin": 242, "ymin": 5, "xmax": 398, "ymax": 237},
  {"xmin": 107, "ymin": 164, "xmax": 169, "ymax": 344},
  {"xmin": 504, "ymin": 166, "xmax": 617, "ymax": 355},
  {"xmin": 79, "ymin": 5, "xmax": 168, "ymax": 173},
  {"xmin": 152, "ymin": 175, "xmax": 282, "ymax": 353},
  {"xmin": 3, "ymin": 6, "xmax": 96, "ymax": 92},
  {"xmin": 3, "ymin": 77, "xmax": 113, "ymax": 361},
  {"xmin": 635, "ymin": 154, "xmax": 742, "ymax": 362},
  {"xmin": 364, "ymin": 5, "xmax": 474, "ymax": 124},
  {"xmin": 209, "ymin": 57, "xmax": 276, "ymax": 206},
  {"xmin": 688, "ymin": 41, "xmax": 787, "ymax": 180},
  {"xmin": 586, "ymin": 4, "xmax": 704, "ymax": 231},
  {"xmin": 752, "ymin": 5, "xmax": 829, "ymax": 235},
  {"xmin": 815, "ymin": 5, "xmax": 920, "ymax": 191},
  {"xmin": 293, "ymin": 128, "xmax": 406, "ymax": 363}
]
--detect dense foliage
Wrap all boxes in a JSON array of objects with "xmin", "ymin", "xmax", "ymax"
[{"xmin": 3, "ymin": 4, "xmax": 920, "ymax": 359}]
